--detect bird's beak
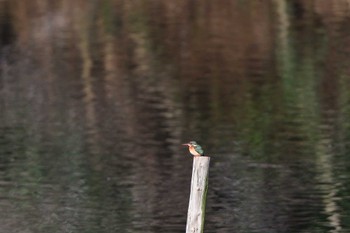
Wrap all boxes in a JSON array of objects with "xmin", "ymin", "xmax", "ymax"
[{"xmin": 182, "ymin": 143, "xmax": 189, "ymax": 146}]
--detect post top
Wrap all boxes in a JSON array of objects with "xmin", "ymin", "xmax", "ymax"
[{"xmin": 193, "ymin": 156, "xmax": 210, "ymax": 160}]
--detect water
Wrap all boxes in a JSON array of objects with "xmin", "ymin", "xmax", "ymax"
[{"xmin": 1, "ymin": 1, "xmax": 350, "ymax": 232}]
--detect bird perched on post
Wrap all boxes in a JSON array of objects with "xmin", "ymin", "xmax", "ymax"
[{"xmin": 182, "ymin": 141, "xmax": 204, "ymax": 157}]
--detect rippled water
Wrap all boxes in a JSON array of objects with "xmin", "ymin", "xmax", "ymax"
[{"xmin": 1, "ymin": 1, "xmax": 350, "ymax": 233}]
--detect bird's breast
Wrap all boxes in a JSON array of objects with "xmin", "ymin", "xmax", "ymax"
[{"xmin": 189, "ymin": 146, "xmax": 201, "ymax": 156}]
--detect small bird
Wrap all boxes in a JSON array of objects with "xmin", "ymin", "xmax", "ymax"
[{"xmin": 182, "ymin": 141, "xmax": 204, "ymax": 156}]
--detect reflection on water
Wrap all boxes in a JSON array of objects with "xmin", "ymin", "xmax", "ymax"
[{"xmin": 1, "ymin": 0, "xmax": 350, "ymax": 232}]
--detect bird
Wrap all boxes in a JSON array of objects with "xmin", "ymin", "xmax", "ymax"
[{"xmin": 182, "ymin": 141, "xmax": 204, "ymax": 156}]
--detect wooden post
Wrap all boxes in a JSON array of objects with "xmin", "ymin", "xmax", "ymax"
[{"xmin": 186, "ymin": 156, "xmax": 210, "ymax": 233}]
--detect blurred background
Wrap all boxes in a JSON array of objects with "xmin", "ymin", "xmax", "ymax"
[{"xmin": 1, "ymin": 0, "xmax": 350, "ymax": 232}]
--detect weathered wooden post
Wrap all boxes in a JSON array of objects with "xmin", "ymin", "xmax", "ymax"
[{"xmin": 186, "ymin": 156, "xmax": 210, "ymax": 233}]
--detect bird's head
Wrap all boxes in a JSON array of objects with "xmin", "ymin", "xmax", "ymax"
[{"xmin": 182, "ymin": 141, "xmax": 198, "ymax": 147}]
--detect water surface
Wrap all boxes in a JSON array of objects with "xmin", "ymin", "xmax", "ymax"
[{"xmin": 1, "ymin": 1, "xmax": 350, "ymax": 232}]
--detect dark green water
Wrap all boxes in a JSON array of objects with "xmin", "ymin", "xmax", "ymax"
[{"xmin": 1, "ymin": 1, "xmax": 350, "ymax": 232}]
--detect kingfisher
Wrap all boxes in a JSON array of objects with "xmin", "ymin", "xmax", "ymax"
[{"xmin": 182, "ymin": 141, "xmax": 204, "ymax": 157}]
